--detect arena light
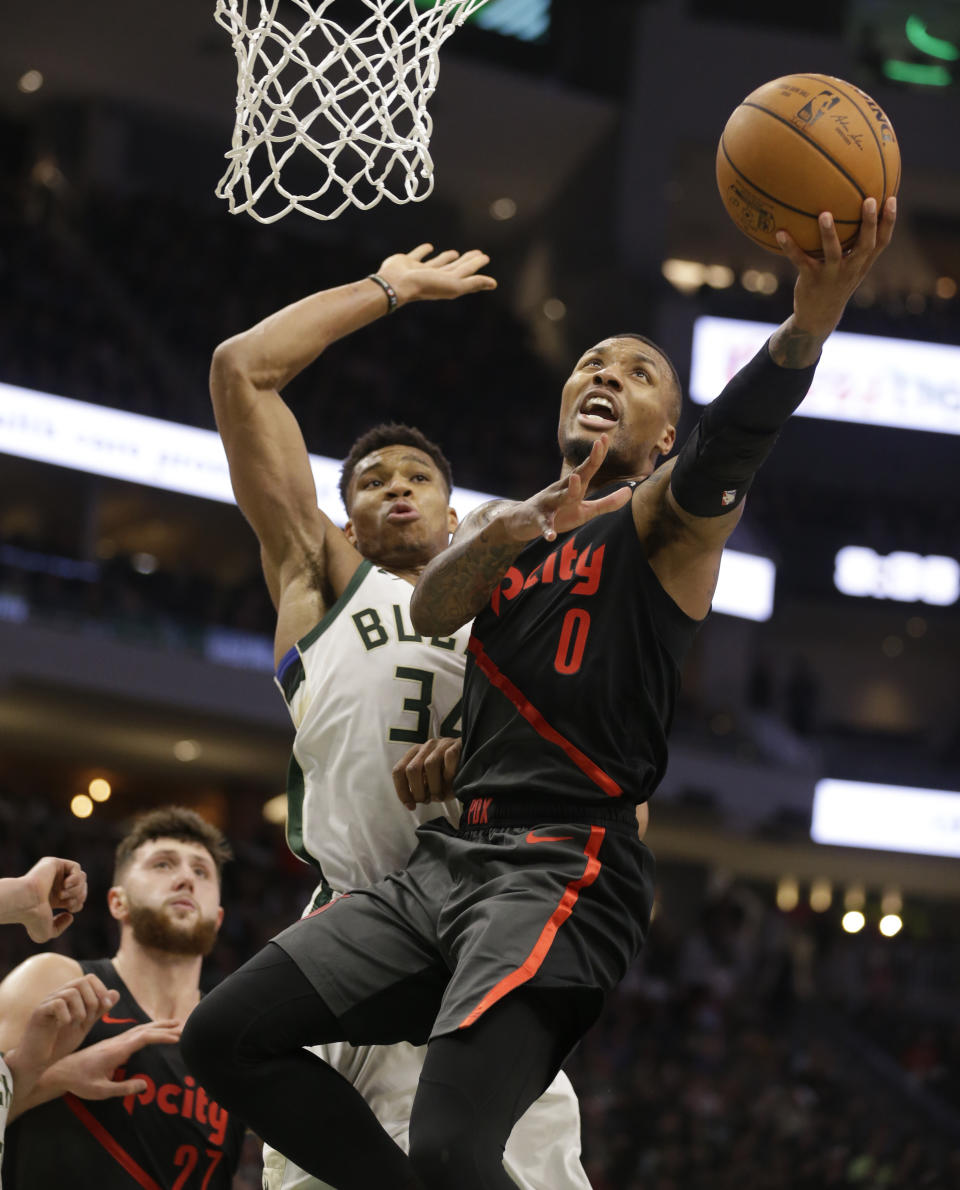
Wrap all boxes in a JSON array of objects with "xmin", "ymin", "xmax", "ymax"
[
  {"xmin": 262, "ymin": 794, "xmax": 287, "ymax": 825},
  {"xmin": 776, "ymin": 876, "xmax": 799, "ymax": 911},
  {"xmin": 812, "ymin": 778, "xmax": 960, "ymax": 858},
  {"xmin": 842, "ymin": 910, "xmax": 866, "ymax": 933},
  {"xmin": 173, "ymin": 739, "xmax": 202, "ymax": 763},
  {"xmin": 0, "ymin": 381, "xmax": 494, "ymax": 521},
  {"xmin": 809, "ymin": 879, "xmax": 833, "ymax": 912},
  {"xmin": 834, "ymin": 546, "xmax": 960, "ymax": 605},
  {"xmin": 17, "ymin": 70, "xmax": 44, "ymax": 94},
  {"xmin": 0, "ymin": 381, "xmax": 775, "ymax": 622},
  {"xmin": 879, "ymin": 913, "xmax": 903, "ymax": 937},
  {"xmin": 713, "ymin": 549, "xmax": 775, "ymax": 621},
  {"xmin": 88, "ymin": 778, "xmax": 112, "ymax": 802},
  {"xmin": 905, "ymin": 14, "xmax": 959, "ymax": 60},
  {"xmin": 691, "ymin": 317, "xmax": 960, "ymax": 436}
]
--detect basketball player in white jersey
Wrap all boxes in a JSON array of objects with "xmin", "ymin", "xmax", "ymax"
[{"xmin": 210, "ymin": 244, "xmax": 593, "ymax": 1190}]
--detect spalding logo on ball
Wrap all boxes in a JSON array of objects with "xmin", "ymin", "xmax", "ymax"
[{"xmin": 716, "ymin": 73, "xmax": 900, "ymax": 255}]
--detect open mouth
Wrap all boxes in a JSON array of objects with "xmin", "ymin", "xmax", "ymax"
[
  {"xmin": 386, "ymin": 501, "xmax": 420, "ymax": 523},
  {"xmin": 577, "ymin": 393, "xmax": 620, "ymax": 430}
]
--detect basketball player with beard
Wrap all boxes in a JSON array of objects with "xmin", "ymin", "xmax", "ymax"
[{"xmin": 0, "ymin": 806, "xmax": 246, "ymax": 1188}]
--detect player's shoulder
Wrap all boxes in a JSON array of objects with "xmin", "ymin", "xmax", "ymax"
[{"xmin": 0, "ymin": 951, "xmax": 83, "ymax": 1000}]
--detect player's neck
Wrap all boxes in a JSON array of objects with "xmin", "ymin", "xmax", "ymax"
[
  {"xmin": 113, "ymin": 942, "xmax": 203, "ymax": 1022},
  {"xmin": 385, "ymin": 564, "xmax": 425, "ymax": 587}
]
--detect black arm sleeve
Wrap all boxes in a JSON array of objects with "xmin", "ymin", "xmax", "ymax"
[{"xmin": 670, "ymin": 339, "xmax": 818, "ymax": 517}]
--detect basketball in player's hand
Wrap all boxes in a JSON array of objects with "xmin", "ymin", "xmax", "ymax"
[{"xmin": 716, "ymin": 74, "xmax": 900, "ymax": 256}]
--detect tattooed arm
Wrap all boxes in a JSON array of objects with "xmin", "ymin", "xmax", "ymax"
[
  {"xmin": 410, "ymin": 501, "xmax": 522, "ymax": 636},
  {"xmin": 411, "ymin": 438, "xmax": 632, "ymax": 636}
]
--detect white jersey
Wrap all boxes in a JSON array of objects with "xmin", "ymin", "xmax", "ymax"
[{"xmin": 275, "ymin": 560, "xmax": 470, "ymax": 893}]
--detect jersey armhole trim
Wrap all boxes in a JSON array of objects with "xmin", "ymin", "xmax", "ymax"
[{"xmin": 297, "ymin": 559, "xmax": 373, "ymax": 654}]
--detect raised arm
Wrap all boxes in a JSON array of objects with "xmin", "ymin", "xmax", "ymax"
[
  {"xmin": 411, "ymin": 438, "xmax": 632, "ymax": 636},
  {"xmin": 210, "ymin": 245, "xmax": 497, "ymax": 652},
  {"xmin": 644, "ymin": 196, "xmax": 896, "ymax": 620}
]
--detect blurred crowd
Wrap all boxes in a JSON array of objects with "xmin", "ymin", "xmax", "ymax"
[
  {"xmin": 0, "ymin": 535, "xmax": 275, "ymax": 652},
  {"xmin": 567, "ymin": 888, "xmax": 960, "ymax": 1190}
]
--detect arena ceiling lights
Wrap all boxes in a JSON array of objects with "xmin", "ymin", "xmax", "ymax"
[
  {"xmin": 812, "ymin": 778, "xmax": 960, "ymax": 858},
  {"xmin": 0, "ymin": 381, "xmax": 774, "ymax": 623},
  {"xmin": 690, "ymin": 316, "xmax": 960, "ymax": 436}
]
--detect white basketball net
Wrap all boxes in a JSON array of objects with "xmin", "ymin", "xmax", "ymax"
[{"xmin": 214, "ymin": 0, "xmax": 492, "ymax": 222}]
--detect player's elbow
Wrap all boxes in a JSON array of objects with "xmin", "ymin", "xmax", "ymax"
[{"xmin": 210, "ymin": 337, "xmax": 249, "ymax": 390}]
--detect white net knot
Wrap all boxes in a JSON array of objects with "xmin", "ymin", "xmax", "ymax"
[{"xmin": 215, "ymin": 0, "xmax": 491, "ymax": 222}]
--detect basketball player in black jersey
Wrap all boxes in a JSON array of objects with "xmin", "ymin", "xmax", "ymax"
[
  {"xmin": 183, "ymin": 196, "xmax": 896, "ymax": 1190},
  {"xmin": 0, "ymin": 806, "xmax": 245, "ymax": 1188}
]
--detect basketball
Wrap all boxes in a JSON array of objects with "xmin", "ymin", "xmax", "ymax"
[{"xmin": 716, "ymin": 74, "xmax": 900, "ymax": 256}]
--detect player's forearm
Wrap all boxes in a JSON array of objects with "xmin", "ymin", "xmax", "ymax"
[
  {"xmin": 0, "ymin": 876, "xmax": 34, "ymax": 926},
  {"xmin": 213, "ymin": 277, "xmax": 393, "ymax": 394},
  {"xmin": 411, "ymin": 514, "xmax": 525, "ymax": 636},
  {"xmin": 670, "ymin": 338, "xmax": 818, "ymax": 517}
]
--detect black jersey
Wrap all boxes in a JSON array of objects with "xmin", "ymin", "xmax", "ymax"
[
  {"xmin": 2, "ymin": 958, "xmax": 245, "ymax": 1189},
  {"xmin": 454, "ymin": 485, "xmax": 702, "ymax": 809}
]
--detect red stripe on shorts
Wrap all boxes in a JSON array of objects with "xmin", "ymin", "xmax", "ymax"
[
  {"xmin": 64, "ymin": 1094, "xmax": 164, "ymax": 1190},
  {"xmin": 458, "ymin": 825, "xmax": 606, "ymax": 1029},
  {"xmin": 467, "ymin": 635, "xmax": 622, "ymax": 797}
]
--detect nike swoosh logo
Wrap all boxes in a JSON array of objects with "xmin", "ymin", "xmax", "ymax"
[
  {"xmin": 525, "ymin": 831, "xmax": 574, "ymax": 844},
  {"xmin": 101, "ymin": 1014, "xmax": 137, "ymax": 1025}
]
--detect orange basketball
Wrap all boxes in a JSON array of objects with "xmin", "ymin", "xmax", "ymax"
[{"xmin": 716, "ymin": 73, "xmax": 900, "ymax": 256}]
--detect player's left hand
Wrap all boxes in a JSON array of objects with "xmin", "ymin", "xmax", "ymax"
[
  {"xmin": 505, "ymin": 436, "xmax": 633, "ymax": 543},
  {"xmin": 376, "ymin": 244, "xmax": 497, "ymax": 307},
  {"xmin": 778, "ymin": 195, "xmax": 896, "ymax": 340},
  {"xmin": 393, "ymin": 737, "xmax": 462, "ymax": 809}
]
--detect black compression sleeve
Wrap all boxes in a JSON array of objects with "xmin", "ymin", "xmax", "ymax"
[{"xmin": 670, "ymin": 339, "xmax": 818, "ymax": 517}]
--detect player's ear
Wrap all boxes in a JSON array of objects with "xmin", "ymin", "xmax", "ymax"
[
  {"xmin": 343, "ymin": 520, "xmax": 357, "ymax": 545},
  {"xmin": 447, "ymin": 507, "xmax": 458, "ymax": 536},
  {"xmin": 107, "ymin": 886, "xmax": 127, "ymax": 922},
  {"xmin": 657, "ymin": 423, "xmax": 677, "ymax": 457}
]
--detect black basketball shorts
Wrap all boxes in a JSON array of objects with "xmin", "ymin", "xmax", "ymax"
[{"xmin": 272, "ymin": 805, "xmax": 655, "ymax": 1044}]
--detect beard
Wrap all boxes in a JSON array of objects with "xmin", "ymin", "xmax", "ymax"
[
  {"xmin": 127, "ymin": 900, "xmax": 219, "ymax": 957},
  {"xmin": 560, "ymin": 430, "xmax": 635, "ymax": 478}
]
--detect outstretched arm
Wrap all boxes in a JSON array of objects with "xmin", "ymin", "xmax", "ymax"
[
  {"xmin": 646, "ymin": 196, "xmax": 896, "ymax": 619},
  {"xmin": 210, "ymin": 245, "xmax": 497, "ymax": 629},
  {"xmin": 411, "ymin": 437, "xmax": 632, "ymax": 636}
]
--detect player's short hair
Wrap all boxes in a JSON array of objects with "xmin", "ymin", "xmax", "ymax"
[
  {"xmin": 339, "ymin": 423, "xmax": 454, "ymax": 512},
  {"xmin": 113, "ymin": 806, "xmax": 233, "ymax": 884},
  {"xmin": 612, "ymin": 332, "xmax": 683, "ymax": 427}
]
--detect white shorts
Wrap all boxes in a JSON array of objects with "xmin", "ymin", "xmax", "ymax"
[{"xmin": 262, "ymin": 1041, "xmax": 591, "ymax": 1190}]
